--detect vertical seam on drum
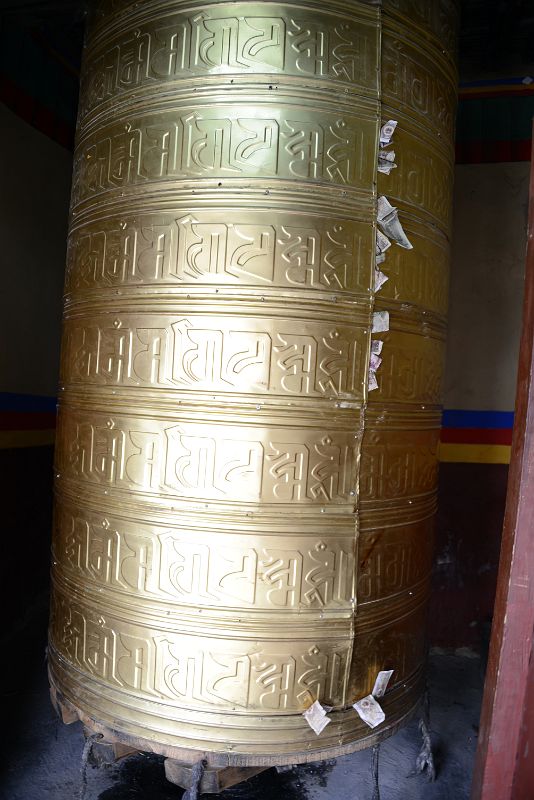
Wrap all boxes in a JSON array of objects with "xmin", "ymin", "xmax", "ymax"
[{"xmin": 344, "ymin": 0, "xmax": 384, "ymax": 712}]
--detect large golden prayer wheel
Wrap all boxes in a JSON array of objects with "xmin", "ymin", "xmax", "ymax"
[{"xmin": 48, "ymin": 0, "xmax": 457, "ymax": 767}]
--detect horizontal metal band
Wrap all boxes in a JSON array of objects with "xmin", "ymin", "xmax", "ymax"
[
  {"xmin": 70, "ymin": 181, "xmax": 377, "ymax": 225},
  {"xmin": 52, "ymin": 494, "xmax": 432, "ymax": 613},
  {"xmin": 57, "ymin": 389, "xmax": 365, "ymax": 423},
  {"xmin": 54, "ymin": 402, "xmax": 361, "ymax": 507},
  {"xmin": 376, "ymin": 126, "xmax": 454, "ymax": 235},
  {"xmin": 80, "ymin": 80, "xmax": 381, "ymax": 139},
  {"xmin": 363, "ymin": 404, "xmax": 442, "ymax": 429},
  {"xmin": 368, "ymin": 331, "xmax": 446, "ymax": 405},
  {"xmin": 70, "ymin": 100, "xmax": 379, "ymax": 213},
  {"xmin": 380, "ymin": 28, "xmax": 457, "ymax": 144},
  {"xmin": 48, "ymin": 655, "xmax": 424, "ymax": 762},
  {"xmin": 57, "ymin": 390, "xmax": 442, "ymax": 429},
  {"xmin": 49, "ymin": 579, "xmax": 427, "ymax": 708},
  {"xmin": 62, "ymin": 295, "xmax": 373, "ymax": 323},
  {"xmin": 53, "ymin": 478, "xmax": 435, "ymax": 537},
  {"xmin": 382, "ymin": 1, "xmax": 459, "ymax": 68},
  {"xmin": 85, "ymin": 0, "xmax": 381, "ymax": 56},
  {"xmin": 61, "ymin": 297, "xmax": 445, "ymax": 343},
  {"xmin": 359, "ymin": 495, "xmax": 437, "ymax": 530},
  {"xmin": 50, "ymin": 568, "xmax": 428, "ymax": 641},
  {"xmin": 64, "ymin": 207, "xmax": 376, "ymax": 301}
]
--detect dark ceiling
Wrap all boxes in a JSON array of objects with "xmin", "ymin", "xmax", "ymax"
[
  {"xmin": 459, "ymin": 0, "xmax": 534, "ymax": 80},
  {"xmin": 1, "ymin": 0, "xmax": 534, "ymax": 79},
  {"xmin": 0, "ymin": 0, "xmax": 533, "ymax": 135}
]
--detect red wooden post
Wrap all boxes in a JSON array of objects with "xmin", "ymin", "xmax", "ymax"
[{"xmin": 471, "ymin": 127, "xmax": 534, "ymax": 799}]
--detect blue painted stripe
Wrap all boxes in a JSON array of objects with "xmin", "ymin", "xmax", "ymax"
[
  {"xmin": 0, "ymin": 392, "xmax": 57, "ymax": 413},
  {"xmin": 0, "ymin": 396, "xmax": 516, "ymax": 430},
  {"xmin": 442, "ymin": 409, "xmax": 514, "ymax": 429},
  {"xmin": 459, "ymin": 77, "xmax": 533, "ymax": 88}
]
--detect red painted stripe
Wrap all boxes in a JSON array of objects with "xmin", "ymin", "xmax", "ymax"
[
  {"xmin": 0, "ymin": 411, "xmax": 57, "ymax": 431},
  {"xmin": 0, "ymin": 73, "xmax": 75, "ymax": 150},
  {"xmin": 440, "ymin": 427, "xmax": 513, "ymax": 445},
  {"xmin": 456, "ymin": 139, "xmax": 532, "ymax": 164},
  {"xmin": 459, "ymin": 88, "xmax": 534, "ymax": 100}
]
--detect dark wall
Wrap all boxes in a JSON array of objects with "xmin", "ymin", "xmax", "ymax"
[{"xmin": 432, "ymin": 464, "xmax": 508, "ymax": 651}]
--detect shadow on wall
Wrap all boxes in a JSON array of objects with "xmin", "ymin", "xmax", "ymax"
[{"xmin": 431, "ymin": 462, "xmax": 508, "ymax": 653}]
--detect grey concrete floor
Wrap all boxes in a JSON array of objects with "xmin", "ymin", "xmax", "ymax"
[{"xmin": 1, "ymin": 598, "xmax": 483, "ymax": 800}]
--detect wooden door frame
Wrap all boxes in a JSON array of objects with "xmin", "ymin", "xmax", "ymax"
[{"xmin": 471, "ymin": 127, "xmax": 534, "ymax": 799}]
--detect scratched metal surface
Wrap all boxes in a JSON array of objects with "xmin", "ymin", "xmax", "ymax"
[{"xmin": 48, "ymin": 0, "xmax": 457, "ymax": 764}]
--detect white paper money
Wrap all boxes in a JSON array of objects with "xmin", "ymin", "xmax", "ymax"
[
  {"xmin": 353, "ymin": 695, "xmax": 386, "ymax": 728},
  {"xmin": 379, "ymin": 120, "xmax": 397, "ymax": 145},
  {"xmin": 371, "ymin": 340, "xmax": 384, "ymax": 355},
  {"xmin": 368, "ymin": 371, "xmax": 379, "ymax": 391},
  {"xmin": 379, "ymin": 149, "xmax": 396, "ymax": 163},
  {"xmin": 372, "ymin": 670, "xmax": 394, "ymax": 698},
  {"xmin": 378, "ymin": 160, "xmax": 397, "ymax": 175},
  {"xmin": 376, "ymin": 230, "xmax": 392, "ymax": 255},
  {"xmin": 374, "ymin": 269, "xmax": 389, "ymax": 292},
  {"xmin": 369, "ymin": 352, "xmax": 382, "ymax": 371},
  {"xmin": 377, "ymin": 196, "xmax": 413, "ymax": 250},
  {"xmin": 303, "ymin": 701, "xmax": 331, "ymax": 735},
  {"xmin": 372, "ymin": 310, "xmax": 390, "ymax": 333},
  {"xmin": 377, "ymin": 195, "xmax": 396, "ymax": 222},
  {"xmin": 378, "ymin": 149, "xmax": 397, "ymax": 174}
]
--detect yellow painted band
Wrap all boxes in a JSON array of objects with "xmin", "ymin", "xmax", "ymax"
[
  {"xmin": 0, "ymin": 435, "xmax": 512, "ymax": 462},
  {"xmin": 0, "ymin": 429, "xmax": 56, "ymax": 449},
  {"xmin": 438, "ymin": 442, "xmax": 511, "ymax": 464}
]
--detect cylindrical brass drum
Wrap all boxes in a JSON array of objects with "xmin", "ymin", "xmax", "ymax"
[{"xmin": 48, "ymin": 0, "xmax": 457, "ymax": 765}]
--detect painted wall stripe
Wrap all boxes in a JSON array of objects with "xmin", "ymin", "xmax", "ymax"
[
  {"xmin": 441, "ymin": 410, "xmax": 514, "ymax": 429},
  {"xmin": 460, "ymin": 77, "xmax": 534, "ymax": 88},
  {"xmin": 1, "ymin": 433, "xmax": 512, "ymax": 461},
  {"xmin": 0, "ymin": 411, "xmax": 57, "ymax": 431},
  {"xmin": 0, "ymin": 394, "xmax": 516, "ymax": 463},
  {"xmin": 0, "ymin": 392, "xmax": 57, "ymax": 412},
  {"xmin": 459, "ymin": 88, "xmax": 534, "ymax": 99},
  {"xmin": 456, "ymin": 139, "xmax": 531, "ymax": 164},
  {"xmin": 438, "ymin": 443, "xmax": 511, "ymax": 465},
  {"xmin": 0, "ymin": 399, "xmax": 515, "ymax": 428},
  {"xmin": 440, "ymin": 427, "xmax": 513, "ymax": 446},
  {"xmin": 0, "ymin": 429, "xmax": 56, "ymax": 449}
]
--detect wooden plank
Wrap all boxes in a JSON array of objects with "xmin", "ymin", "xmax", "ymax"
[
  {"xmin": 471, "ymin": 127, "xmax": 534, "ymax": 799},
  {"xmin": 164, "ymin": 760, "xmax": 267, "ymax": 793},
  {"xmin": 513, "ymin": 641, "xmax": 534, "ymax": 797}
]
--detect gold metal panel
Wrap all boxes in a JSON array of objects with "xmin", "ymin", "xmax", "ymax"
[
  {"xmin": 49, "ymin": 0, "xmax": 457, "ymax": 764},
  {"xmin": 348, "ymin": 601, "xmax": 429, "ymax": 699},
  {"xmin": 71, "ymin": 99, "xmax": 378, "ymax": 211},
  {"xmin": 50, "ymin": 585, "xmax": 353, "ymax": 713},
  {"xmin": 60, "ymin": 310, "xmax": 369, "ymax": 400},
  {"xmin": 383, "ymin": 0, "xmax": 459, "ymax": 58},
  {"xmin": 359, "ymin": 427, "xmax": 440, "ymax": 504},
  {"xmin": 56, "ymin": 405, "xmax": 359, "ymax": 506},
  {"xmin": 381, "ymin": 27, "xmax": 457, "ymax": 143},
  {"xmin": 49, "ymin": 650, "xmax": 426, "ymax": 763},
  {"xmin": 358, "ymin": 518, "xmax": 434, "ymax": 605},
  {"xmin": 376, "ymin": 217, "xmax": 449, "ymax": 316},
  {"xmin": 65, "ymin": 210, "xmax": 374, "ymax": 298},
  {"xmin": 368, "ymin": 330, "xmax": 446, "ymax": 406},
  {"xmin": 53, "ymin": 498, "xmax": 357, "ymax": 614},
  {"xmin": 79, "ymin": 2, "xmax": 381, "ymax": 124},
  {"xmin": 377, "ymin": 123, "xmax": 454, "ymax": 234}
]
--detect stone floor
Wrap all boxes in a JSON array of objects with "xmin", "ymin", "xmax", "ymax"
[{"xmin": 0, "ymin": 594, "xmax": 483, "ymax": 800}]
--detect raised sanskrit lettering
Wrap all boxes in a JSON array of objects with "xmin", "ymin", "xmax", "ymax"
[{"xmin": 66, "ymin": 216, "xmax": 366, "ymax": 292}]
